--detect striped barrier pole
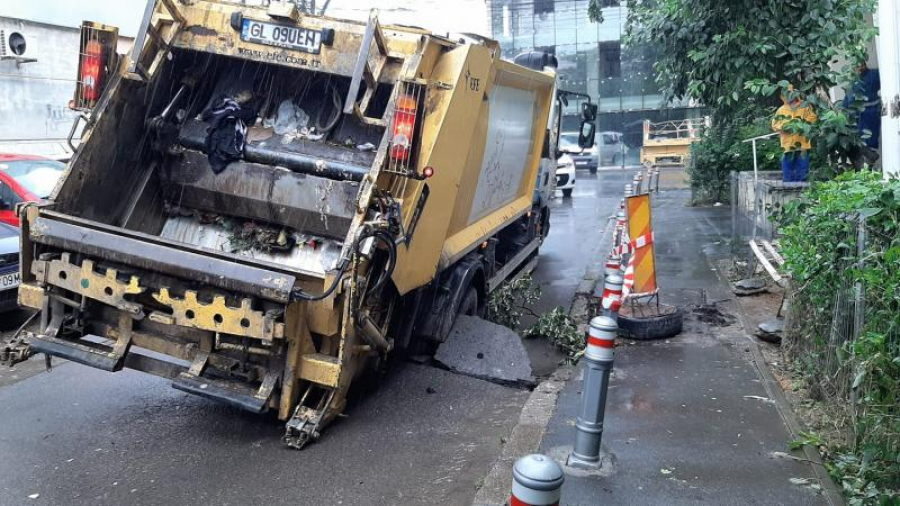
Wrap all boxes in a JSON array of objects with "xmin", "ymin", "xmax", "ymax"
[
  {"xmin": 599, "ymin": 274, "xmax": 624, "ymax": 318},
  {"xmin": 568, "ymin": 316, "xmax": 618, "ymax": 469},
  {"xmin": 511, "ymin": 454, "xmax": 565, "ymax": 506},
  {"xmin": 604, "ymin": 254, "xmax": 621, "ymax": 279},
  {"xmin": 624, "ymin": 183, "xmax": 633, "ymax": 197}
]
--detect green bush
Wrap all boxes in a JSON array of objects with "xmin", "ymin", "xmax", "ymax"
[
  {"xmin": 688, "ymin": 106, "xmax": 776, "ymax": 204},
  {"xmin": 688, "ymin": 105, "xmax": 830, "ymax": 204},
  {"xmin": 779, "ymin": 171, "xmax": 900, "ymax": 503}
]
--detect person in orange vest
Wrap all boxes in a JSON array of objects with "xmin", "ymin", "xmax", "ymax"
[{"xmin": 772, "ymin": 89, "xmax": 818, "ymax": 182}]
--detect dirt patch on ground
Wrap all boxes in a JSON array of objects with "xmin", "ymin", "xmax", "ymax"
[{"xmin": 692, "ymin": 303, "xmax": 738, "ymax": 326}]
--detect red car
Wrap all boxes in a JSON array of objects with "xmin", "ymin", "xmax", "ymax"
[{"xmin": 0, "ymin": 154, "xmax": 67, "ymax": 227}]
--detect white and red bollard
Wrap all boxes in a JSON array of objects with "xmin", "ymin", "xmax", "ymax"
[
  {"xmin": 568, "ymin": 316, "xmax": 618, "ymax": 469},
  {"xmin": 599, "ymin": 274, "xmax": 624, "ymax": 318},
  {"xmin": 604, "ymin": 254, "xmax": 621, "ymax": 279},
  {"xmin": 511, "ymin": 454, "xmax": 565, "ymax": 506}
]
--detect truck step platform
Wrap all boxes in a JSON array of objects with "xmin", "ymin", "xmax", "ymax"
[
  {"xmin": 29, "ymin": 334, "xmax": 125, "ymax": 372},
  {"xmin": 171, "ymin": 373, "xmax": 270, "ymax": 413}
]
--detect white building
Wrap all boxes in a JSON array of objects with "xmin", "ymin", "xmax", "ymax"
[
  {"xmin": 876, "ymin": 3, "xmax": 899, "ymax": 178},
  {"xmin": 0, "ymin": 17, "xmax": 132, "ymax": 159}
]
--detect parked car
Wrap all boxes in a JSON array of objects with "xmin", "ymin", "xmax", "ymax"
[
  {"xmin": 556, "ymin": 153, "xmax": 576, "ymax": 198},
  {"xmin": 597, "ymin": 131, "xmax": 628, "ymax": 167},
  {"xmin": 0, "ymin": 221, "xmax": 19, "ymax": 312},
  {"xmin": 560, "ymin": 132, "xmax": 598, "ymax": 173},
  {"xmin": 0, "ymin": 154, "xmax": 67, "ymax": 227}
]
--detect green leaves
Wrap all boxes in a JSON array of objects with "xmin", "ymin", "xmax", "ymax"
[
  {"xmin": 524, "ymin": 307, "xmax": 584, "ymax": 364},
  {"xmin": 627, "ymin": 0, "xmax": 877, "ymax": 167},
  {"xmin": 780, "ymin": 173, "xmax": 900, "ymax": 502},
  {"xmin": 486, "ymin": 275, "xmax": 541, "ymax": 330}
]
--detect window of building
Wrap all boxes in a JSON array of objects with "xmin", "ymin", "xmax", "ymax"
[
  {"xmin": 599, "ymin": 41, "xmax": 621, "ymax": 78},
  {"xmin": 534, "ymin": 0, "xmax": 554, "ymax": 15},
  {"xmin": 600, "ymin": 0, "xmax": 621, "ymax": 7}
]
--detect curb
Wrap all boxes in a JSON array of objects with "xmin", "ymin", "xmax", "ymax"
[{"xmin": 472, "ymin": 214, "xmax": 615, "ymax": 506}]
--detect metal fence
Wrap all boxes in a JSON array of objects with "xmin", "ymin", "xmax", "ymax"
[{"xmin": 784, "ymin": 214, "xmax": 900, "ymax": 456}]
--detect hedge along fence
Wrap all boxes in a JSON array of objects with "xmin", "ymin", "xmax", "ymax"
[{"xmin": 779, "ymin": 171, "xmax": 900, "ymax": 501}]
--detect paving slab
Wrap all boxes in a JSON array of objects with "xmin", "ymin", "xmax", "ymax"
[{"xmin": 436, "ymin": 315, "xmax": 534, "ymax": 386}]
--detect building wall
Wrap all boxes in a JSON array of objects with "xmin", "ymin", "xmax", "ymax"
[
  {"xmin": 0, "ymin": 18, "xmax": 83, "ymax": 141},
  {"xmin": 0, "ymin": 17, "xmax": 133, "ymax": 145},
  {"xmin": 485, "ymin": 0, "xmax": 703, "ymax": 165},
  {"xmin": 876, "ymin": 3, "xmax": 899, "ymax": 177}
]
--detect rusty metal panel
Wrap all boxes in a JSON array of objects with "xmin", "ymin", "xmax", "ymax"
[{"xmin": 159, "ymin": 151, "xmax": 359, "ymax": 239}]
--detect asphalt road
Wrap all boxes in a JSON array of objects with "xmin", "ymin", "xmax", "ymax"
[{"xmin": 0, "ymin": 170, "xmax": 624, "ymax": 506}]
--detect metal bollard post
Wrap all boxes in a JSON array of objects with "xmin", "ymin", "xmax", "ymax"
[
  {"xmin": 612, "ymin": 209, "xmax": 626, "ymax": 251},
  {"xmin": 568, "ymin": 316, "xmax": 617, "ymax": 469},
  {"xmin": 599, "ymin": 274, "xmax": 624, "ymax": 318},
  {"xmin": 654, "ymin": 168, "xmax": 660, "ymax": 193},
  {"xmin": 511, "ymin": 454, "xmax": 565, "ymax": 506}
]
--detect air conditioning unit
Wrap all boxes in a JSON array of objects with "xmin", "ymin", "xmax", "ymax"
[{"xmin": 0, "ymin": 29, "xmax": 36, "ymax": 63}]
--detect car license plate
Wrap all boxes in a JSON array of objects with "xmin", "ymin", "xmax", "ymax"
[
  {"xmin": 0, "ymin": 271, "xmax": 19, "ymax": 291},
  {"xmin": 575, "ymin": 161, "xmax": 587, "ymax": 165},
  {"xmin": 241, "ymin": 19, "xmax": 323, "ymax": 54}
]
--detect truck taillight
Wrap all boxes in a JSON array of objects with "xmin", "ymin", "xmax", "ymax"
[
  {"xmin": 82, "ymin": 40, "xmax": 105, "ymax": 101},
  {"xmin": 390, "ymin": 93, "xmax": 417, "ymax": 163},
  {"xmin": 73, "ymin": 22, "xmax": 118, "ymax": 111}
]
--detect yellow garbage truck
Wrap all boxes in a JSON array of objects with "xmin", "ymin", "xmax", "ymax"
[{"xmin": 4, "ymin": 1, "xmax": 595, "ymax": 447}]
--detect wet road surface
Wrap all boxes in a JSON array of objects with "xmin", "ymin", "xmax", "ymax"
[{"xmin": 0, "ymin": 169, "xmax": 628, "ymax": 505}]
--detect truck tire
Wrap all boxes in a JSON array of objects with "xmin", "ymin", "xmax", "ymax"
[
  {"xmin": 617, "ymin": 306, "xmax": 684, "ymax": 341},
  {"xmin": 540, "ymin": 207, "xmax": 550, "ymax": 242},
  {"xmin": 457, "ymin": 287, "xmax": 480, "ymax": 318},
  {"xmin": 562, "ymin": 188, "xmax": 573, "ymax": 198}
]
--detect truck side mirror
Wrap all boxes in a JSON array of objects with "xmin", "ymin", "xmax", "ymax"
[
  {"xmin": 581, "ymin": 102, "xmax": 598, "ymax": 122},
  {"xmin": 578, "ymin": 122, "xmax": 596, "ymax": 150}
]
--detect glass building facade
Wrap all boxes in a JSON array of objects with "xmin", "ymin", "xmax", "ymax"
[{"xmin": 485, "ymin": 0, "xmax": 704, "ymax": 165}]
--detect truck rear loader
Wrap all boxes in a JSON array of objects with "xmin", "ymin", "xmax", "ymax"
[{"xmin": 3, "ymin": 0, "xmax": 595, "ymax": 448}]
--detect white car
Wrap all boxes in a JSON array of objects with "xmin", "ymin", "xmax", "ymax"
[{"xmin": 556, "ymin": 154, "xmax": 576, "ymax": 198}]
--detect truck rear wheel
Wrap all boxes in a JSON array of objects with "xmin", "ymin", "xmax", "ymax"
[{"xmin": 458, "ymin": 287, "xmax": 480, "ymax": 318}]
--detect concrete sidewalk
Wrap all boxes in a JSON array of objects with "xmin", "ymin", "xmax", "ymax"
[{"xmin": 479, "ymin": 189, "xmax": 838, "ymax": 505}]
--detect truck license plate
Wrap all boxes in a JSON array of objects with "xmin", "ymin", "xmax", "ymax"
[
  {"xmin": 0, "ymin": 271, "xmax": 19, "ymax": 291},
  {"xmin": 241, "ymin": 19, "xmax": 323, "ymax": 54}
]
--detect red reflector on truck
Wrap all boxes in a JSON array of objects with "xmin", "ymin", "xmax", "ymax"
[{"xmin": 390, "ymin": 93, "xmax": 417, "ymax": 163}]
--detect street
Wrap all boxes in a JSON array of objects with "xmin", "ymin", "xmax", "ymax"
[{"xmin": 0, "ymin": 171, "xmax": 626, "ymax": 505}]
